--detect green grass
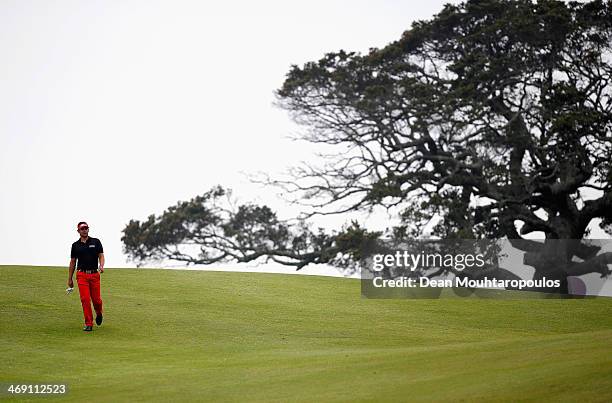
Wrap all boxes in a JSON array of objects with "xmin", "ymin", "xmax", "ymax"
[{"xmin": 1, "ymin": 265, "xmax": 612, "ymax": 402}]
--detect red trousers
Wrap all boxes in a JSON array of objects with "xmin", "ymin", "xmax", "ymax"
[{"xmin": 76, "ymin": 271, "xmax": 103, "ymax": 326}]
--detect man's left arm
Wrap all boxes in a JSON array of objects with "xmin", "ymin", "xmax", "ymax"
[{"xmin": 98, "ymin": 239, "xmax": 105, "ymax": 273}]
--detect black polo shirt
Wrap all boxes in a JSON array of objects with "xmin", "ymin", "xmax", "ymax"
[{"xmin": 71, "ymin": 237, "xmax": 103, "ymax": 270}]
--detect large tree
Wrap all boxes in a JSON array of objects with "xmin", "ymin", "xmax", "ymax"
[{"xmin": 123, "ymin": 0, "xmax": 612, "ymax": 292}]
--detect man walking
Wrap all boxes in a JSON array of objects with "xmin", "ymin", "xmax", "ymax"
[{"xmin": 68, "ymin": 221, "xmax": 104, "ymax": 331}]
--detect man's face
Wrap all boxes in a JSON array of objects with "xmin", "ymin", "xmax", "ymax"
[{"xmin": 78, "ymin": 225, "xmax": 89, "ymax": 237}]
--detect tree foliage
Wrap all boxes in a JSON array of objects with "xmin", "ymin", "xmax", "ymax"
[
  {"xmin": 122, "ymin": 186, "xmax": 379, "ymax": 270},
  {"xmin": 276, "ymin": 0, "xmax": 612, "ymax": 242}
]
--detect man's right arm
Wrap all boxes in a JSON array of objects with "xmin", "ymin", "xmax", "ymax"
[{"xmin": 68, "ymin": 258, "xmax": 76, "ymax": 288}]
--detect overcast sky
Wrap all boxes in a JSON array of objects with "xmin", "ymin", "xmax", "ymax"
[{"xmin": 1, "ymin": 0, "xmax": 608, "ymax": 274}]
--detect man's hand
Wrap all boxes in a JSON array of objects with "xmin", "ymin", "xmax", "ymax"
[
  {"xmin": 68, "ymin": 279, "xmax": 74, "ymax": 288},
  {"xmin": 98, "ymin": 267, "xmax": 104, "ymax": 273}
]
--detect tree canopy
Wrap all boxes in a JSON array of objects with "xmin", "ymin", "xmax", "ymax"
[{"xmin": 275, "ymin": 0, "xmax": 612, "ymax": 242}]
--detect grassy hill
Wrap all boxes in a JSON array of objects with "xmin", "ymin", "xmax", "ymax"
[{"xmin": 1, "ymin": 265, "xmax": 612, "ymax": 402}]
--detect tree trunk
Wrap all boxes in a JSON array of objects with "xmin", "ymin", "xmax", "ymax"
[{"xmin": 523, "ymin": 238, "xmax": 584, "ymax": 294}]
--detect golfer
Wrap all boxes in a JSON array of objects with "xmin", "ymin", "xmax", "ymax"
[{"xmin": 68, "ymin": 222, "xmax": 104, "ymax": 331}]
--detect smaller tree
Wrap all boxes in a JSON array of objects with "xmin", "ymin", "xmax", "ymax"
[{"xmin": 121, "ymin": 186, "xmax": 379, "ymax": 271}]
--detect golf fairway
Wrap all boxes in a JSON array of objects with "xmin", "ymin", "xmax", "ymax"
[{"xmin": 1, "ymin": 265, "xmax": 612, "ymax": 402}]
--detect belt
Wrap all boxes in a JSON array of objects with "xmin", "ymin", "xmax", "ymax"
[{"xmin": 78, "ymin": 268, "xmax": 98, "ymax": 273}]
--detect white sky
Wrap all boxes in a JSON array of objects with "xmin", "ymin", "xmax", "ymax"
[
  {"xmin": 0, "ymin": 0, "xmax": 461, "ymax": 271},
  {"xmin": 1, "ymin": 0, "xmax": 608, "ymax": 273}
]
